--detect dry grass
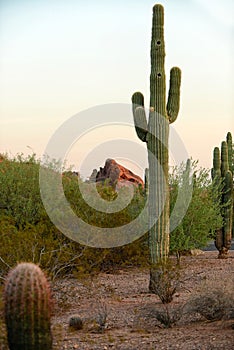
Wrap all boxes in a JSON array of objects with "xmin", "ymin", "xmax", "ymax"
[{"xmin": 184, "ymin": 278, "xmax": 234, "ymax": 321}]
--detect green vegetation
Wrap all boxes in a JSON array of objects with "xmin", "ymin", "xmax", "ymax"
[
  {"xmin": 0, "ymin": 152, "xmax": 227, "ymax": 283},
  {"xmin": 170, "ymin": 160, "xmax": 223, "ymax": 262},
  {"xmin": 0, "ymin": 154, "xmax": 148, "ymax": 281},
  {"xmin": 0, "ymin": 153, "xmax": 46, "ymax": 228}
]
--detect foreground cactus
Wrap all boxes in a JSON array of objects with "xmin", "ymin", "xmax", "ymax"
[
  {"xmin": 212, "ymin": 133, "xmax": 233, "ymax": 258},
  {"xmin": 132, "ymin": 4, "xmax": 181, "ymax": 289},
  {"xmin": 4, "ymin": 262, "xmax": 53, "ymax": 350}
]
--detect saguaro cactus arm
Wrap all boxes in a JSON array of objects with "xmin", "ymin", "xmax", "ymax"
[
  {"xmin": 144, "ymin": 167, "xmax": 149, "ymax": 197},
  {"xmin": 132, "ymin": 92, "xmax": 148, "ymax": 142},
  {"xmin": 226, "ymin": 132, "xmax": 233, "ymax": 173},
  {"xmin": 167, "ymin": 67, "xmax": 181, "ymax": 123},
  {"xmin": 221, "ymin": 141, "xmax": 228, "ymax": 178},
  {"xmin": 211, "ymin": 147, "xmax": 221, "ymax": 180}
]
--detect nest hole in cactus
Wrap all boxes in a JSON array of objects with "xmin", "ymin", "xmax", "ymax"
[
  {"xmin": 157, "ymin": 73, "xmax": 162, "ymax": 78},
  {"xmin": 157, "ymin": 40, "xmax": 161, "ymax": 45}
]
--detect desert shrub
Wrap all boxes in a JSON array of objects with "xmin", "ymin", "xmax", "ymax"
[
  {"xmin": 0, "ymin": 217, "xmax": 87, "ymax": 280},
  {"xmin": 0, "ymin": 153, "xmax": 146, "ymax": 231},
  {"xmin": 62, "ymin": 173, "xmax": 146, "ymax": 228},
  {"xmin": 95, "ymin": 299, "xmax": 108, "ymax": 332},
  {"xmin": 144, "ymin": 304, "xmax": 184, "ymax": 328},
  {"xmin": 0, "ymin": 154, "xmax": 149, "ymax": 280},
  {"xmin": 1, "ymin": 155, "xmax": 226, "ymax": 281},
  {"xmin": 149, "ymin": 259, "xmax": 181, "ymax": 303},
  {"xmin": 0, "ymin": 154, "xmax": 48, "ymax": 228},
  {"xmin": 185, "ymin": 279, "xmax": 234, "ymax": 321},
  {"xmin": 0, "ymin": 216, "xmax": 149, "ymax": 281},
  {"xmin": 169, "ymin": 160, "xmax": 223, "ymax": 261}
]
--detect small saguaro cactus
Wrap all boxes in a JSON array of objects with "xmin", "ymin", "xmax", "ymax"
[
  {"xmin": 132, "ymin": 4, "xmax": 181, "ymax": 290},
  {"xmin": 212, "ymin": 134, "xmax": 233, "ymax": 258},
  {"xmin": 4, "ymin": 262, "xmax": 53, "ymax": 350}
]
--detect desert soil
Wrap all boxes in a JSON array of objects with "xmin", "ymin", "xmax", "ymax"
[{"xmin": 50, "ymin": 251, "xmax": 234, "ymax": 350}]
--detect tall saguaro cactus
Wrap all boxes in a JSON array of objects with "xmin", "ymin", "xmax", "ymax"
[
  {"xmin": 4, "ymin": 262, "xmax": 53, "ymax": 350},
  {"xmin": 132, "ymin": 4, "xmax": 181, "ymax": 288},
  {"xmin": 212, "ymin": 134, "xmax": 233, "ymax": 258}
]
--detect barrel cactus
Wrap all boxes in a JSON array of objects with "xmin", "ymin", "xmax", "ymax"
[
  {"xmin": 4, "ymin": 262, "xmax": 53, "ymax": 350},
  {"xmin": 69, "ymin": 315, "xmax": 83, "ymax": 330},
  {"xmin": 212, "ymin": 133, "xmax": 233, "ymax": 258},
  {"xmin": 132, "ymin": 4, "xmax": 181, "ymax": 289}
]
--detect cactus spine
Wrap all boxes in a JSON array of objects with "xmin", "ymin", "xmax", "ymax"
[
  {"xmin": 132, "ymin": 4, "xmax": 181, "ymax": 288},
  {"xmin": 212, "ymin": 133, "xmax": 233, "ymax": 258},
  {"xmin": 4, "ymin": 262, "xmax": 53, "ymax": 350}
]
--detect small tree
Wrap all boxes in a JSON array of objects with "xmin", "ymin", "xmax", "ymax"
[
  {"xmin": 169, "ymin": 160, "xmax": 223, "ymax": 263},
  {"xmin": 0, "ymin": 153, "xmax": 47, "ymax": 228}
]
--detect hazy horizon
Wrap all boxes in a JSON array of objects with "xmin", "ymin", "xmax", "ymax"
[{"xmin": 0, "ymin": 0, "xmax": 233, "ymax": 179}]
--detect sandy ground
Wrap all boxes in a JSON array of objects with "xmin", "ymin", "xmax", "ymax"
[{"xmin": 50, "ymin": 251, "xmax": 234, "ymax": 350}]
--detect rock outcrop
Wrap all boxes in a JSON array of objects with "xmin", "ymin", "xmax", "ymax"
[{"xmin": 94, "ymin": 158, "xmax": 144, "ymax": 189}]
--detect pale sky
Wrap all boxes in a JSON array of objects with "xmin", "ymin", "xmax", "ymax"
[{"xmin": 0, "ymin": 0, "xmax": 233, "ymax": 179}]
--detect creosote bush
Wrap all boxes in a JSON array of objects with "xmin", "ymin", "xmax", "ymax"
[
  {"xmin": 0, "ymin": 217, "xmax": 149, "ymax": 281},
  {"xmin": 185, "ymin": 279, "xmax": 234, "ymax": 321},
  {"xmin": 149, "ymin": 259, "xmax": 181, "ymax": 303},
  {"xmin": 144, "ymin": 304, "xmax": 184, "ymax": 328},
  {"xmin": 0, "ymin": 154, "xmax": 148, "ymax": 281}
]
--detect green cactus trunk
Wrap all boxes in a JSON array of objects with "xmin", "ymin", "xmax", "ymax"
[
  {"xmin": 222, "ymin": 171, "xmax": 233, "ymax": 249},
  {"xmin": 132, "ymin": 4, "xmax": 181, "ymax": 290},
  {"xmin": 226, "ymin": 132, "xmax": 234, "ymax": 236},
  {"xmin": 212, "ymin": 134, "xmax": 234, "ymax": 258},
  {"xmin": 4, "ymin": 262, "xmax": 53, "ymax": 350},
  {"xmin": 226, "ymin": 132, "xmax": 233, "ymax": 173}
]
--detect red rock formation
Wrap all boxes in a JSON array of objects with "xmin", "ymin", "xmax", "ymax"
[{"xmin": 95, "ymin": 158, "xmax": 144, "ymax": 189}]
